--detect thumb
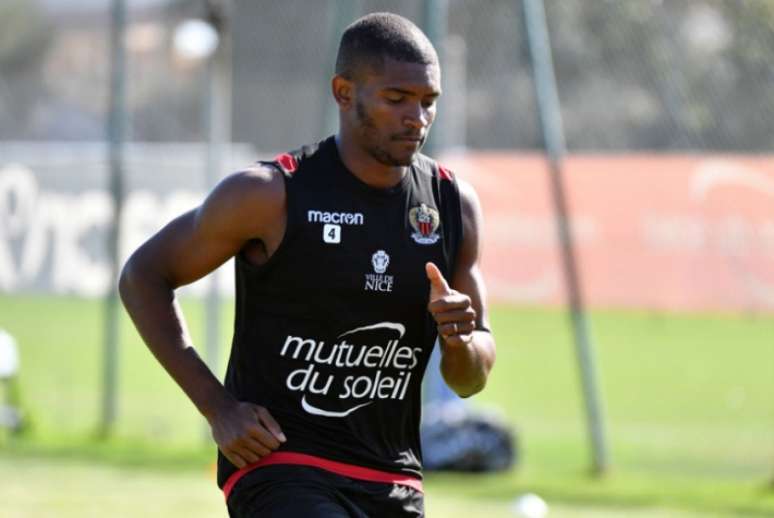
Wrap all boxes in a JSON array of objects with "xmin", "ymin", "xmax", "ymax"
[{"xmin": 426, "ymin": 262, "xmax": 451, "ymax": 300}]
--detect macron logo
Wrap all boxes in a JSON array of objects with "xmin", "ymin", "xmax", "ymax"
[{"xmin": 307, "ymin": 210, "xmax": 364, "ymax": 226}]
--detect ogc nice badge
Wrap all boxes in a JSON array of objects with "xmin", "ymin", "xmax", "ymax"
[{"xmin": 409, "ymin": 203, "xmax": 441, "ymax": 245}]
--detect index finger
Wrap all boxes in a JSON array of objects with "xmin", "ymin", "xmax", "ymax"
[
  {"xmin": 428, "ymin": 294, "xmax": 470, "ymax": 314},
  {"xmin": 246, "ymin": 423, "xmax": 281, "ymax": 450},
  {"xmin": 255, "ymin": 406, "xmax": 287, "ymax": 443}
]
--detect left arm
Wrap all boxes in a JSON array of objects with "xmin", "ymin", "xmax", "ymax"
[{"xmin": 426, "ymin": 179, "xmax": 496, "ymax": 397}]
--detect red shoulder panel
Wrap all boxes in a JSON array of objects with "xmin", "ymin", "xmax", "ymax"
[
  {"xmin": 438, "ymin": 165, "xmax": 454, "ymax": 181},
  {"xmin": 274, "ymin": 153, "xmax": 299, "ymax": 174}
]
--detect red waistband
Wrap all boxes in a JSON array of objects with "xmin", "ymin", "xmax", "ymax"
[{"xmin": 222, "ymin": 451, "xmax": 424, "ymax": 500}]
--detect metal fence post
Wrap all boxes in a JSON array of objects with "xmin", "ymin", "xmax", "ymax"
[
  {"xmin": 422, "ymin": 0, "xmax": 448, "ymax": 155},
  {"xmin": 521, "ymin": 0, "xmax": 610, "ymax": 476},
  {"xmin": 201, "ymin": 1, "xmax": 233, "ymax": 443},
  {"xmin": 100, "ymin": 0, "xmax": 127, "ymax": 437}
]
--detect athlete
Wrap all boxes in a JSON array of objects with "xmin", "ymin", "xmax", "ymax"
[{"xmin": 119, "ymin": 12, "xmax": 495, "ymax": 517}]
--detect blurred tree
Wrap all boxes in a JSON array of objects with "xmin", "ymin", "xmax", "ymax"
[
  {"xmin": 543, "ymin": 0, "xmax": 774, "ymax": 151},
  {"xmin": 0, "ymin": 0, "xmax": 54, "ymax": 139},
  {"xmin": 0, "ymin": 0, "xmax": 771, "ymax": 150},
  {"xmin": 714, "ymin": 0, "xmax": 774, "ymax": 150}
]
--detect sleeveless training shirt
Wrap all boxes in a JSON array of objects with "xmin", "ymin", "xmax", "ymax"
[{"xmin": 217, "ymin": 136, "xmax": 463, "ymax": 491}]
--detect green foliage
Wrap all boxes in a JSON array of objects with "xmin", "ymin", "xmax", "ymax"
[
  {"xmin": 543, "ymin": 0, "xmax": 774, "ymax": 149},
  {"xmin": 0, "ymin": 0, "xmax": 52, "ymax": 70},
  {"xmin": 0, "ymin": 0, "xmax": 54, "ymax": 138}
]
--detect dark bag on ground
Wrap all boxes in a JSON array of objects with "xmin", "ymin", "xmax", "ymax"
[{"xmin": 420, "ymin": 402, "xmax": 517, "ymax": 472}]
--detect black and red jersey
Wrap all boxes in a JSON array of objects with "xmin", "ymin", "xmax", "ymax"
[{"xmin": 218, "ymin": 136, "xmax": 463, "ymax": 494}]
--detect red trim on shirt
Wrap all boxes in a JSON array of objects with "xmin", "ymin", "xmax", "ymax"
[
  {"xmin": 222, "ymin": 451, "xmax": 424, "ymax": 500},
  {"xmin": 438, "ymin": 165, "xmax": 454, "ymax": 181},
  {"xmin": 275, "ymin": 153, "xmax": 299, "ymax": 174}
]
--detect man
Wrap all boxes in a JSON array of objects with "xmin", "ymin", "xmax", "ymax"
[{"xmin": 120, "ymin": 12, "xmax": 495, "ymax": 517}]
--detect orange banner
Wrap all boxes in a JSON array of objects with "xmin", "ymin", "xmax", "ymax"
[{"xmin": 442, "ymin": 153, "xmax": 774, "ymax": 312}]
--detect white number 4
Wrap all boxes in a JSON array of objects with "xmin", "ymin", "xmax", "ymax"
[{"xmin": 323, "ymin": 224, "xmax": 341, "ymax": 244}]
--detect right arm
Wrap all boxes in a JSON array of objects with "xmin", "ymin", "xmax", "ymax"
[{"xmin": 119, "ymin": 165, "xmax": 286, "ymax": 468}]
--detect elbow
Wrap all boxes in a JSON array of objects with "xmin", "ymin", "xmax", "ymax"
[
  {"xmin": 456, "ymin": 379, "xmax": 486, "ymax": 399},
  {"xmin": 118, "ymin": 254, "xmax": 139, "ymax": 305},
  {"xmin": 118, "ymin": 251, "xmax": 165, "ymax": 305},
  {"xmin": 459, "ymin": 346, "xmax": 495, "ymax": 398},
  {"xmin": 443, "ymin": 370, "xmax": 487, "ymax": 399},
  {"xmin": 441, "ymin": 339, "xmax": 495, "ymax": 398}
]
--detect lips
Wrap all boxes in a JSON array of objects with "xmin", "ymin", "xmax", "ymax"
[{"xmin": 393, "ymin": 135, "xmax": 424, "ymax": 143}]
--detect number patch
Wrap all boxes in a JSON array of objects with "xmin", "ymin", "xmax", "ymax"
[{"xmin": 323, "ymin": 224, "xmax": 341, "ymax": 244}]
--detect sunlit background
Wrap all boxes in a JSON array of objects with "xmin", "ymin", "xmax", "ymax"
[{"xmin": 1, "ymin": 1, "xmax": 773, "ymax": 517}]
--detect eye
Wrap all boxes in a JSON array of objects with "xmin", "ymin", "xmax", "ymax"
[
  {"xmin": 421, "ymin": 99, "xmax": 436, "ymax": 109},
  {"xmin": 385, "ymin": 95, "xmax": 404, "ymax": 104}
]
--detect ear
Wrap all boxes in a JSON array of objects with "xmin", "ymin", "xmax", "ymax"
[{"xmin": 332, "ymin": 75, "xmax": 354, "ymax": 110}]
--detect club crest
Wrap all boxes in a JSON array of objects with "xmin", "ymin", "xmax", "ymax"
[
  {"xmin": 366, "ymin": 250, "xmax": 393, "ymax": 292},
  {"xmin": 371, "ymin": 250, "xmax": 390, "ymax": 274},
  {"xmin": 409, "ymin": 203, "xmax": 441, "ymax": 244}
]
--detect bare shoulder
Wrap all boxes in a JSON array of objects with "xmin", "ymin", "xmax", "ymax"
[
  {"xmin": 455, "ymin": 178, "xmax": 483, "ymax": 231},
  {"xmin": 196, "ymin": 163, "xmax": 286, "ymax": 239},
  {"xmin": 211, "ymin": 163, "xmax": 285, "ymax": 208}
]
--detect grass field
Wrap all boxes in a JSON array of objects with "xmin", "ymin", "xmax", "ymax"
[{"xmin": 1, "ymin": 294, "xmax": 773, "ymax": 517}]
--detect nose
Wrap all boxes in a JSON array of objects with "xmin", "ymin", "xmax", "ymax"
[{"xmin": 403, "ymin": 103, "xmax": 430, "ymax": 129}]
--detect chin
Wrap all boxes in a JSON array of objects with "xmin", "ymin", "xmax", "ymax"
[
  {"xmin": 368, "ymin": 146, "xmax": 414, "ymax": 167},
  {"xmin": 389, "ymin": 154, "xmax": 415, "ymax": 167},
  {"xmin": 391, "ymin": 145, "xmax": 422, "ymax": 166}
]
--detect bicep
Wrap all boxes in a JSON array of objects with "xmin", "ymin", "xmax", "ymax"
[
  {"xmin": 131, "ymin": 208, "xmax": 242, "ymax": 289},
  {"xmin": 127, "ymin": 167, "xmax": 284, "ymax": 288},
  {"xmin": 450, "ymin": 180, "xmax": 490, "ymax": 330}
]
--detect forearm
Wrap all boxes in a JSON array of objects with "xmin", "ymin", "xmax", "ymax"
[
  {"xmin": 440, "ymin": 330, "xmax": 495, "ymax": 398},
  {"xmin": 119, "ymin": 259, "xmax": 235, "ymax": 421}
]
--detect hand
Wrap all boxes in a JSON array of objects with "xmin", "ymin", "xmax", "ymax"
[
  {"xmin": 426, "ymin": 262, "xmax": 476, "ymax": 348},
  {"xmin": 208, "ymin": 400, "xmax": 286, "ymax": 469}
]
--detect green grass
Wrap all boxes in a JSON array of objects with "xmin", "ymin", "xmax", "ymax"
[
  {"xmin": 1, "ymin": 294, "xmax": 773, "ymax": 516},
  {"xmin": 1, "ymin": 456, "xmax": 738, "ymax": 518}
]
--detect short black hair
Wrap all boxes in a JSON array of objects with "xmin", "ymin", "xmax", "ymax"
[{"xmin": 335, "ymin": 12, "xmax": 438, "ymax": 80}]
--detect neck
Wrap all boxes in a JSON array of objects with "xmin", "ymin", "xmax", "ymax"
[{"xmin": 334, "ymin": 130, "xmax": 408, "ymax": 190}]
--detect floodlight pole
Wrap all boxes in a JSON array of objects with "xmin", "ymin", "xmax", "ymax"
[
  {"xmin": 421, "ymin": 0, "xmax": 458, "ymax": 405},
  {"xmin": 322, "ymin": 0, "xmax": 362, "ymax": 137},
  {"xmin": 203, "ymin": 0, "xmax": 233, "ymax": 398},
  {"xmin": 422, "ymin": 0, "xmax": 449, "ymax": 155},
  {"xmin": 522, "ymin": 0, "xmax": 609, "ymax": 475},
  {"xmin": 100, "ymin": 0, "xmax": 127, "ymax": 437}
]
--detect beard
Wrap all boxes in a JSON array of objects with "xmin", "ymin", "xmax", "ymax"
[{"xmin": 355, "ymin": 99, "xmax": 422, "ymax": 167}]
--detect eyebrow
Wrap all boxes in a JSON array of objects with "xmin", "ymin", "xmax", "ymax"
[{"xmin": 383, "ymin": 87, "xmax": 441, "ymax": 98}]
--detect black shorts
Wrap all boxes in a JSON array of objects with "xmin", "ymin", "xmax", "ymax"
[{"xmin": 226, "ymin": 465, "xmax": 424, "ymax": 518}]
